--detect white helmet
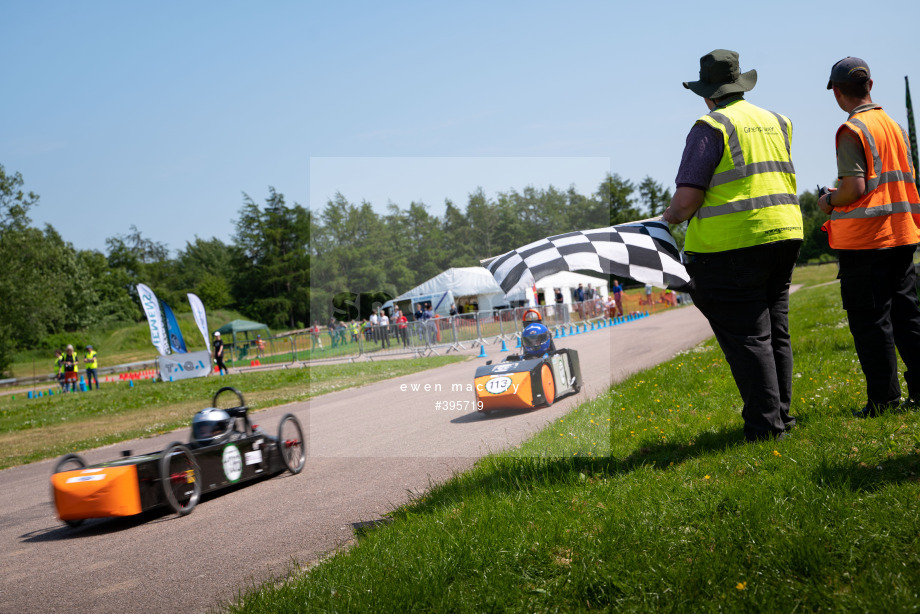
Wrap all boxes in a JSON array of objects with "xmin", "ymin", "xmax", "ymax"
[{"xmin": 191, "ymin": 408, "xmax": 233, "ymax": 446}]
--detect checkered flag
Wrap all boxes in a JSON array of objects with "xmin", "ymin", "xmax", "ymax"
[{"xmin": 483, "ymin": 219, "xmax": 690, "ymax": 297}]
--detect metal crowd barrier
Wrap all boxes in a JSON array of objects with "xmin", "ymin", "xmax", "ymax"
[{"xmin": 239, "ymin": 296, "xmax": 690, "ymax": 367}]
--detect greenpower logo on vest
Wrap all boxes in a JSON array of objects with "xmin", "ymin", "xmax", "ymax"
[{"xmin": 743, "ymin": 125, "xmax": 777, "ymax": 134}]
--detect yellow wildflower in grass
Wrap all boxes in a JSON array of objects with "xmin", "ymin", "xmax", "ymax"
[
  {"xmin": 704, "ymin": 475, "xmax": 710, "ymax": 480},
  {"xmin": 773, "ymin": 450, "xmax": 781, "ymax": 457},
  {"xmin": 736, "ymin": 581, "xmax": 747, "ymax": 590}
]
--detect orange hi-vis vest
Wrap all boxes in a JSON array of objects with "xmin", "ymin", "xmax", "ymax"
[{"xmin": 825, "ymin": 107, "xmax": 920, "ymax": 250}]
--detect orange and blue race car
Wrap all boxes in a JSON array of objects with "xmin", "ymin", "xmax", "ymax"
[
  {"xmin": 474, "ymin": 310, "xmax": 582, "ymax": 412},
  {"xmin": 50, "ymin": 387, "xmax": 305, "ymax": 527}
]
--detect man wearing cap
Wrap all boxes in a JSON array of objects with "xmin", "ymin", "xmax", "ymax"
[
  {"xmin": 83, "ymin": 345, "xmax": 99, "ymax": 390},
  {"xmin": 818, "ymin": 57, "xmax": 920, "ymax": 418},
  {"xmin": 213, "ymin": 331, "xmax": 228, "ymax": 376},
  {"xmin": 662, "ymin": 49, "xmax": 803, "ymax": 442}
]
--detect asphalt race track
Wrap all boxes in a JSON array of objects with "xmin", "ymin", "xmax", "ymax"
[{"xmin": 0, "ymin": 307, "xmax": 713, "ymax": 613}]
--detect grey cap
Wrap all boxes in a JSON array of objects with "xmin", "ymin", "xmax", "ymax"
[
  {"xmin": 683, "ymin": 49, "xmax": 757, "ymax": 99},
  {"xmin": 827, "ymin": 57, "xmax": 870, "ymax": 89}
]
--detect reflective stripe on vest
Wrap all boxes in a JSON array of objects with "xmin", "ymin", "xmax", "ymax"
[
  {"xmin": 685, "ymin": 99, "xmax": 802, "ymax": 252},
  {"xmin": 826, "ymin": 108, "xmax": 920, "ymax": 250}
]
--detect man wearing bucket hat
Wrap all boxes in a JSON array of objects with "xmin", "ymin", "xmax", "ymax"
[
  {"xmin": 662, "ymin": 49, "xmax": 803, "ymax": 442},
  {"xmin": 817, "ymin": 57, "xmax": 920, "ymax": 418}
]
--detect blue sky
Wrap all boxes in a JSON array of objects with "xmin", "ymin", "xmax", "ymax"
[{"xmin": 2, "ymin": 0, "xmax": 918, "ymax": 254}]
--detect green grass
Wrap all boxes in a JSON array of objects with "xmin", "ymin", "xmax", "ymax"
[
  {"xmin": 226, "ymin": 277, "xmax": 920, "ymax": 613},
  {"xmin": 0, "ymin": 356, "xmax": 464, "ymax": 469},
  {"xmin": 790, "ymin": 261, "xmax": 839, "ymax": 288}
]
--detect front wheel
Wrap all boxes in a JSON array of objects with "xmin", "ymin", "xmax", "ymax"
[
  {"xmin": 54, "ymin": 454, "xmax": 87, "ymax": 527},
  {"xmin": 277, "ymin": 414, "xmax": 305, "ymax": 474},
  {"xmin": 159, "ymin": 442, "xmax": 201, "ymax": 516},
  {"xmin": 55, "ymin": 453, "xmax": 87, "ymax": 474}
]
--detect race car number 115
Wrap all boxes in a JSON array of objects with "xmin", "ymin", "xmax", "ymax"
[{"xmin": 484, "ymin": 376, "xmax": 512, "ymax": 394}]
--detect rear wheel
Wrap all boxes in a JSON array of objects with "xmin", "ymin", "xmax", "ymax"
[
  {"xmin": 540, "ymin": 364, "xmax": 556, "ymax": 407},
  {"xmin": 159, "ymin": 442, "xmax": 201, "ymax": 516},
  {"xmin": 277, "ymin": 414, "xmax": 305, "ymax": 474},
  {"xmin": 53, "ymin": 454, "xmax": 87, "ymax": 527}
]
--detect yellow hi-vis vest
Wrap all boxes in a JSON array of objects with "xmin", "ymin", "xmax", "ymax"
[
  {"xmin": 685, "ymin": 99, "xmax": 803, "ymax": 253},
  {"xmin": 85, "ymin": 351, "xmax": 98, "ymax": 369}
]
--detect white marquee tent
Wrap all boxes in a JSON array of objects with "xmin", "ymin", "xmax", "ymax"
[{"xmin": 383, "ymin": 267, "xmax": 608, "ymax": 317}]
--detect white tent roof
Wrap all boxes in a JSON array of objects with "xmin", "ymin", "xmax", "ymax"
[
  {"xmin": 389, "ymin": 267, "xmax": 607, "ymax": 315},
  {"xmin": 395, "ymin": 267, "xmax": 505, "ymax": 300},
  {"xmin": 392, "ymin": 267, "xmax": 527, "ymax": 314},
  {"xmin": 533, "ymin": 271, "xmax": 608, "ymax": 293}
]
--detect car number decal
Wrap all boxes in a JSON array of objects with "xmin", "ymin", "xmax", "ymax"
[
  {"xmin": 66, "ymin": 474, "xmax": 106, "ymax": 483},
  {"xmin": 222, "ymin": 444, "xmax": 243, "ymax": 482},
  {"xmin": 244, "ymin": 450, "xmax": 263, "ymax": 466},
  {"xmin": 484, "ymin": 376, "xmax": 513, "ymax": 394}
]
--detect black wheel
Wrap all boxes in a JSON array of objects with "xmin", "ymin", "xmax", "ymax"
[
  {"xmin": 55, "ymin": 453, "xmax": 87, "ymax": 474},
  {"xmin": 277, "ymin": 414, "xmax": 305, "ymax": 474},
  {"xmin": 53, "ymin": 454, "xmax": 87, "ymax": 527},
  {"xmin": 159, "ymin": 442, "xmax": 201, "ymax": 516}
]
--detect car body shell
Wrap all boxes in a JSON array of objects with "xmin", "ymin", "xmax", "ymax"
[
  {"xmin": 474, "ymin": 348, "xmax": 582, "ymax": 412},
  {"xmin": 51, "ymin": 429, "xmax": 290, "ymax": 523}
]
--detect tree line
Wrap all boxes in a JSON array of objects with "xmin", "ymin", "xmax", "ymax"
[{"xmin": 0, "ymin": 163, "xmax": 832, "ymax": 376}]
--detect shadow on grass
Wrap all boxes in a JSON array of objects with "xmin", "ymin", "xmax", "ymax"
[
  {"xmin": 811, "ymin": 452, "xmax": 920, "ymax": 493},
  {"xmin": 399, "ymin": 418, "xmax": 920, "ymax": 520},
  {"xmin": 393, "ymin": 425, "xmax": 750, "ymax": 518}
]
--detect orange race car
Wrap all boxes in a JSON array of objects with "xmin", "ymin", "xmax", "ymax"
[
  {"xmin": 50, "ymin": 387, "xmax": 305, "ymax": 527},
  {"xmin": 474, "ymin": 310, "xmax": 582, "ymax": 413}
]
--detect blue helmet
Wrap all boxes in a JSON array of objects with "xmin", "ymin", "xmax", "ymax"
[{"xmin": 521, "ymin": 323, "xmax": 552, "ymax": 357}]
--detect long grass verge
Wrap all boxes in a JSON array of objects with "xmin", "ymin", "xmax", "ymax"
[
  {"xmin": 0, "ymin": 356, "xmax": 464, "ymax": 469},
  {"xmin": 228, "ymin": 276, "xmax": 920, "ymax": 612}
]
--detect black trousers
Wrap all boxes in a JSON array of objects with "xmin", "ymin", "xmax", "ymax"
[
  {"xmin": 838, "ymin": 244, "xmax": 920, "ymax": 405},
  {"xmin": 686, "ymin": 240, "xmax": 801, "ymax": 441}
]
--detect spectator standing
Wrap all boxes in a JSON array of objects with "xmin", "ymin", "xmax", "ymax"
[
  {"xmin": 213, "ymin": 332, "xmax": 228, "ymax": 375},
  {"xmin": 54, "ymin": 349, "xmax": 65, "ymax": 392},
  {"xmin": 395, "ymin": 309, "xmax": 409, "ymax": 347},
  {"xmin": 350, "ymin": 320, "xmax": 360, "ymax": 344},
  {"xmin": 612, "ymin": 280, "xmax": 624, "ymax": 316},
  {"xmin": 255, "ymin": 335, "xmax": 266, "ymax": 358},
  {"xmin": 83, "ymin": 345, "xmax": 99, "ymax": 390},
  {"xmin": 422, "ymin": 303, "xmax": 435, "ymax": 344},
  {"xmin": 62, "ymin": 344, "xmax": 79, "ymax": 392},
  {"xmin": 661, "ymin": 49, "xmax": 802, "ymax": 442},
  {"xmin": 369, "ymin": 311, "xmax": 379, "ymax": 344},
  {"xmin": 378, "ymin": 310, "xmax": 391, "ymax": 348},
  {"xmin": 449, "ymin": 303, "xmax": 458, "ymax": 317},
  {"xmin": 311, "ymin": 321, "xmax": 324, "ymax": 350},
  {"xmin": 818, "ymin": 56, "xmax": 920, "ymax": 417},
  {"xmin": 554, "ymin": 287, "xmax": 568, "ymax": 324}
]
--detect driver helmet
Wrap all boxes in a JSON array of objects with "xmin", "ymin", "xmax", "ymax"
[
  {"xmin": 521, "ymin": 323, "xmax": 552, "ymax": 357},
  {"xmin": 522, "ymin": 308, "xmax": 543, "ymax": 323},
  {"xmin": 191, "ymin": 408, "xmax": 233, "ymax": 446}
]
